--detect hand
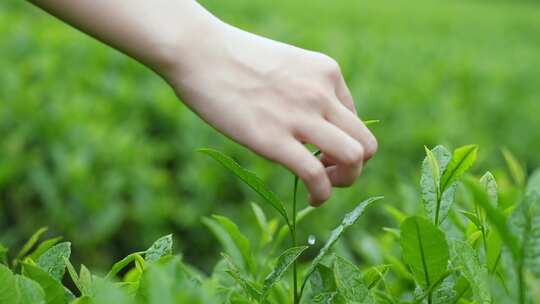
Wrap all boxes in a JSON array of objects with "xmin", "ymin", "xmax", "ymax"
[{"xmin": 162, "ymin": 23, "xmax": 378, "ymax": 206}]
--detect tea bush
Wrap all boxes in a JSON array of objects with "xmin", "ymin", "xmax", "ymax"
[
  {"xmin": 1, "ymin": 145, "xmax": 538, "ymax": 303},
  {"xmin": 2, "ymin": 0, "xmax": 540, "ymax": 271}
]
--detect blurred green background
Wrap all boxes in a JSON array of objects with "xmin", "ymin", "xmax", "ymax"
[{"xmin": 1, "ymin": 0, "xmax": 539, "ymax": 272}]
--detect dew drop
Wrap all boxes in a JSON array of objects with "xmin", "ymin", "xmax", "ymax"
[{"xmin": 308, "ymin": 234, "xmax": 316, "ymax": 245}]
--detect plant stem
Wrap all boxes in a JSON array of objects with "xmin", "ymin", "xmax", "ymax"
[{"xmin": 292, "ymin": 176, "xmax": 299, "ymax": 304}]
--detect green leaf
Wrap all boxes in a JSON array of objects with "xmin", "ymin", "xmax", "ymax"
[
  {"xmin": 480, "ymin": 171, "xmax": 498, "ymax": 207},
  {"xmin": 384, "ymin": 206, "xmax": 406, "ymax": 223},
  {"xmin": 221, "ymin": 253, "xmax": 261, "ymax": 300},
  {"xmin": 22, "ymin": 263, "xmax": 67, "ymax": 304},
  {"xmin": 251, "ymin": 202, "xmax": 273, "ymax": 245},
  {"xmin": 501, "ymin": 147, "xmax": 525, "ymax": 187},
  {"xmin": 421, "ymin": 146, "xmax": 451, "ymax": 224},
  {"xmin": 424, "ymin": 146, "xmax": 441, "ymax": 191},
  {"xmin": 203, "ymin": 217, "xmax": 244, "ymax": 271},
  {"xmin": 212, "ymin": 215, "xmax": 255, "ymax": 273},
  {"xmin": 509, "ymin": 193, "xmax": 540, "ymax": 277},
  {"xmin": 363, "ymin": 120, "xmax": 380, "ymax": 126},
  {"xmin": 64, "ymin": 258, "xmax": 81, "ymax": 295},
  {"xmin": 460, "ymin": 210, "xmax": 482, "ymax": 229},
  {"xmin": 145, "ymin": 234, "xmax": 173, "ymax": 263},
  {"xmin": 36, "ymin": 242, "xmax": 71, "ymax": 281},
  {"xmin": 79, "ymin": 265, "xmax": 93, "ymax": 296},
  {"xmin": 464, "ymin": 177, "xmax": 520, "ymax": 260},
  {"xmin": 16, "ymin": 275, "xmax": 46, "ymax": 304},
  {"xmin": 451, "ymin": 240, "xmax": 491, "ymax": 303},
  {"xmin": 0, "ymin": 264, "xmax": 19, "ymax": 303},
  {"xmin": 28, "ymin": 237, "xmax": 64, "ymax": 262},
  {"xmin": 432, "ymin": 275, "xmax": 456, "ymax": 304},
  {"xmin": 198, "ymin": 148, "xmax": 289, "ymax": 225},
  {"xmin": 15, "ymin": 227, "xmax": 48, "ymax": 262},
  {"xmin": 261, "ymin": 246, "xmax": 308, "ymax": 299},
  {"xmin": 310, "ymin": 264, "xmax": 337, "ymax": 296},
  {"xmin": 306, "ymin": 197, "xmax": 382, "ymax": 278},
  {"xmin": 486, "ymin": 230, "xmax": 503, "ymax": 273},
  {"xmin": 441, "ymin": 144, "xmax": 478, "ymax": 192},
  {"xmin": 400, "ymin": 216, "xmax": 449, "ymax": 289},
  {"xmin": 333, "ymin": 256, "xmax": 373, "ymax": 303},
  {"xmin": 137, "ymin": 256, "xmax": 179, "ymax": 304},
  {"xmin": 106, "ymin": 252, "xmax": 145, "ymax": 280},
  {"xmin": 363, "ymin": 265, "xmax": 390, "ymax": 289}
]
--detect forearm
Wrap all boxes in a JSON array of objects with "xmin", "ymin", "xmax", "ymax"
[{"xmin": 29, "ymin": 0, "xmax": 221, "ymax": 77}]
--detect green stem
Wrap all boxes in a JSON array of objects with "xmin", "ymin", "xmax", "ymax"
[{"xmin": 292, "ymin": 176, "xmax": 299, "ymax": 304}]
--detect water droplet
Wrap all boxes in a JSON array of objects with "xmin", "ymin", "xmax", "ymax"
[{"xmin": 308, "ymin": 235, "xmax": 316, "ymax": 245}]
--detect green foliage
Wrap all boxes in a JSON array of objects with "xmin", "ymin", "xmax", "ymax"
[
  {"xmin": 1, "ymin": 146, "xmax": 540, "ymax": 303},
  {"xmin": 198, "ymin": 148, "xmax": 289, "ymax": 226},
  {"xmin": 400, "ymin": 216, "xmax": 449, "ymax": 290},
  {"xmin": 451, "ymin": 240, "xmax": 491, "ymax": 303}
]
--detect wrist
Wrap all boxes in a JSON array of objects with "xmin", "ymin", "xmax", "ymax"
[{"xmin": 148, "ymin": 5, "xmax": 226, "ymax": 84}]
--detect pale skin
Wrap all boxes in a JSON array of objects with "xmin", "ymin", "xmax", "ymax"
[{"xmin": 30, "ymin": 0, "xmax": 378, "ymax": 206}]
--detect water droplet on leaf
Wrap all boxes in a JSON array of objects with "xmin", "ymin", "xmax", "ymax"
[{"xmin": 308, "ymin": 235, "xmax": 316, "ymax": 245}]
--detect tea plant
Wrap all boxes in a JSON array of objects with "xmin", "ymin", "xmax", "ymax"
[{"xmin": 0, "ymin": 144, "xmax": 539, "ymax": 304}]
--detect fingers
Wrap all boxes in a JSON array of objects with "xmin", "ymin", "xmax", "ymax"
[
  {"xmin": 295, "ymin": 120, "xmax": 364, "ymax": 189},
  {"xmin": 326, "ymin": 103, "xmax": 378, "ymax": 161},
  {"xmin": 335, "ymin": 73, "xmax": 357, "ymax": 114},
  {"xmin": 266, "ymin": 139, "xmax": 332, "ymax": 207}
]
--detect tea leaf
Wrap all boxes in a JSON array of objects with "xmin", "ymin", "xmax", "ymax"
[
  {"xmin": 15, "ymin": 227, "xmax": 48, "ymax": 262},
  {"xmin": 16, "ymin": 275, "xmax": 46, "ymax": 304},
  {"xmin": 28, "ymin": 237, "xmax": 64, "ymax": 262},
  {"xmin": 400, "ymin": 216, "xmax": 449, "ymax": 289},
  {"xmin": 465, "ymin": 178, "xmax": 520, "ymax": 260},
  {"xmin": 64, "ymin": 257, "xmax": 82, "ymax": 294},
  {"xmin": 106, "ymin": 252, "xmax": 145, "ymax": 280},
  {"xmin": 0, "ymin": 264, "xmax": 18, "ymax": 303},
  {"xmin": 306, "ymin": 197, "xmax": 382, "ymax": 278},
  {"xmin": 431, "ymin": 275, "xmax": 456, "ymax": 304},
  {"xmin": 420, "ymin": 146, "xmax": 451, "ymax": 224},
  {"xmin": 363, "ymin": 265, "xmax": 390, "ymax": 289},
  {"xmin": 221, "ymin": 253, "xmax": 261, "ymax": 300},
  {"xmin": 145, "ymin": 234, "xmax": 173, "ymax": 263},
  {"xmin": 251, "ymin": 202, "xmax": 273, "ymax": 245},
  {"xmin": 480, "ymin": 171, "xmax": 498, "ymax": 207},
  {"xmin": 437, "ymin": 183, "xmax": 457, "ymax": 225},
  {"xmin": 501, "ymin": 147, "xmax": 525, "ymax": 188},
  {"xmin": 137, "ymin": 256, "xmax": 179, "ymax": 304},
  {"xmin": 261, "ymin": 246, "xmax": 308, "ymax": 299},
  {"xmin": 212, "ymin": 215, "xmax": 255, "ymax": 273},
  {"xmin": 460, "ymin": 210, "xmax": 482, "ymax": 229},
  {"xmin": 333, "ymin": 256, "xmax": 373, "ymax": 303},
  {"xmin": 424, "ymin": 146, "xmax": 441, "ymax": 190},
  {"xmin": 79, "ymin": 265, "xmax": 93, "ymax": 296},
  {"xmin": 198, "ymin": 148, "xmax": 289, "ymax": 225},
  {"xmin": 203, "ymin": 217, "xmax": 244, "ymax": 270},
  {"xmin": 451, "ymin": 240, "xmax": 491, "ymax": 303},
  {"xmin": 441, "ymin": 144, "xmax": 478, "ymax": 192},
  {"xmin": 309, "ymin": 264, "xmax": 337, "ymax": 296},
  {"xmin": 486, "ymin": 231, "xmax": 503, "ymax": 273},
  {"xmin": 36, "ymin": 242, "xmax": 71, "ymax": 281},
  {"xmin": 22, "ymin": 263, "xmax": 67, "ymax": 304},
  {"xmin": 509, "ymin": 193, "xmax": 540, "ymax": 277}
]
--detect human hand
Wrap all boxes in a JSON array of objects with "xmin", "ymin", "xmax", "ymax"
[{"xmin": 161, "ymin": 23, "xmax": 377, "ymax": 206}]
